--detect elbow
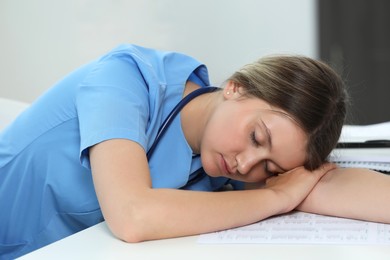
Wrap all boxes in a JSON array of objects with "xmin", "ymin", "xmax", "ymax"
[
  {"xmin": 108, "ymin": 223, "xmax": 146, "ymax": 243},
  {"xmin": 105, "ymin": 205, "xmax": 153, "ymax": 243},
  {"xmin": 108, "ymin": 218, "xmax": 149, "ymax": 243},
  {"xmin": 117, "ymin": 230, "xmax": 145, "ymax": 244}
]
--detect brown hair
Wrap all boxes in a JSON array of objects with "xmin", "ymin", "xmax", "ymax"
[{"xmin": 228, "ymin": 55, "xmax": 348, "ymax": 170}]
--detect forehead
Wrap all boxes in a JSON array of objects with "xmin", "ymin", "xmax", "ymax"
[{"xmin": 261, "ymin": 109, "xmax": 308, "ymax": 170}]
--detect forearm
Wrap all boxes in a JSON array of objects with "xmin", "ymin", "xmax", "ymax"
[
  {"xmin": 119, "ymin": 165, "xmax": 334, "ymax": 242},
  {"xmin": 117, "ymin": 188, "xmax": 282, "ymax": 242},
  {"xmin": 297, "ymin": 167, "xmax": 390, "ymax": 223},
  {"xmin": 90, "ymin": 140, "xmax": 330, "ymax": 243}
]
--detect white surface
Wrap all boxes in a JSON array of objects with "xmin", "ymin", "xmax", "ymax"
[
  {"xmin": 1, "ymin": 0, "xmax": 317, "ymax": 103},
  {"xmin": 0, "ymin": 97, "xmax": 29, "ymax": 130},
  {"xmin": 19, "ymin": 221, "xmax": 390, "ymax": 260}
]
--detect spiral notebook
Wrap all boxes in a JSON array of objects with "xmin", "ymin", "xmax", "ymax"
[{"xmin": 329, "ymin": 122, "xmax": 390, "ymax": 172}]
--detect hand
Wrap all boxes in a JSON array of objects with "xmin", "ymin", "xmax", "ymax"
[{"xmin": 263, "ymin": 163, "xmax": 336, "ymax": 213}]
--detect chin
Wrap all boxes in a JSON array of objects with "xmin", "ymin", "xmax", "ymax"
[
  {"xmin": 201, "ymin": 154, "xmax": 223, "ymax": 178},
  {"xmin": 201, "ymin": 165, "xmax": 219, "ymax": 178},
  {"xmin": 203, "ymin": 168, "xmax": 219, "ymax": 178}
]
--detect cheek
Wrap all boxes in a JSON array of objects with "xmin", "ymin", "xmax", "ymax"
[
  {"xmin": 201, "ymin": 123, "xmax": 242, "ymax": 157},
  {"xmin": 199, "ymin": 155, "xmax": 219, "ymax": 177},
  {"xmin": 199, "ymin": 132, "xmax": 227, "ymax": 176},
  {"xmin": 200, "ymin": 126, "xmax": 235, "ymax": 177},
  {"xmin": 201, "ymin": 112, "xmax": 233, "ymax": 151}
]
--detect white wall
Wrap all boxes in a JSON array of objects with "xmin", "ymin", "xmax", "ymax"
[{"xmin": 0, "ymin": 0, "xmax": 318, "ymax": 103}]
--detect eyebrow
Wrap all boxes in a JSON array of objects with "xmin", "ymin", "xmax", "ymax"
[{"xmin": 261, "ymin": 119, "xmax": 287, "ymax": 173}]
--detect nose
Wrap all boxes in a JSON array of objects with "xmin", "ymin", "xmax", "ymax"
[{"xmin": 236, "ymin": 148, "xmax": 264, "ymax": 175}]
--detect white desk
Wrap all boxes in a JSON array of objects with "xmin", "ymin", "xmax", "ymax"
[{"xmin": 19, "ymin": 221, "xmax": 390, "ymax": 260}]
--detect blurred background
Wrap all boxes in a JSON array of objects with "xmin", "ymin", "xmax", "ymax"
[{"xmin": 0, "ymin": 0, "xmax": 389, "ymax": 124}]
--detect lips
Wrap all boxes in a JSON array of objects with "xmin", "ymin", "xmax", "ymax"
[{"xmin": 220, "ymin": 155, "xmax": 232, "ymax": 175}]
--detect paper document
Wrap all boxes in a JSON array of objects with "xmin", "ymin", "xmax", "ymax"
[
  {"xmin": 198, "ymin": 211, "xmax": 390, "ymax": 245},
  {"xmin": 330, "ymin": 122, "xmax": 390, "ymax": 172}
]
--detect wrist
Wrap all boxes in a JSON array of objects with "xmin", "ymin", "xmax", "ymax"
[{"xmin": 255, "ymin": 188, "xmax": 293, "ymax": 217}]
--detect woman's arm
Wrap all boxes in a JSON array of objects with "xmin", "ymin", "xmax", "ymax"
[
  {"xmin": 89, "ymin": 139, "xmax": 331, "ymax": 243},
  {"xmin": 297, "ymin": 167, "xmax": 390, "ymax": 223}
]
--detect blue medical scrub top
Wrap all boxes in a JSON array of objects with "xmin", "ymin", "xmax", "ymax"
[{"xmin": 0, "ymin": 44, "xmax": 242, "ymax": 259}]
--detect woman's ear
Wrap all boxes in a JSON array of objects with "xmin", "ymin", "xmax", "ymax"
[{"xmin": 223, "ymin": 81, "xmax": 243, "ymax": 99}]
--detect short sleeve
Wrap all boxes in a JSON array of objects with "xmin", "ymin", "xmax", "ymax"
[{"xmin": 76, "ymin": 53, "xmax": 151, "ymax": 169}]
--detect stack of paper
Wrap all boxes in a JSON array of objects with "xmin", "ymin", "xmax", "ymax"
[{"xmin": 329, "ymin": 121, "xmax": 390, "ymax": 172}]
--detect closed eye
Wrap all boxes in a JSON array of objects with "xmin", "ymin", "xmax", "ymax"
[{"xmin": 250, "ymin": 131, "xmax": 260, "ymax": 147}]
